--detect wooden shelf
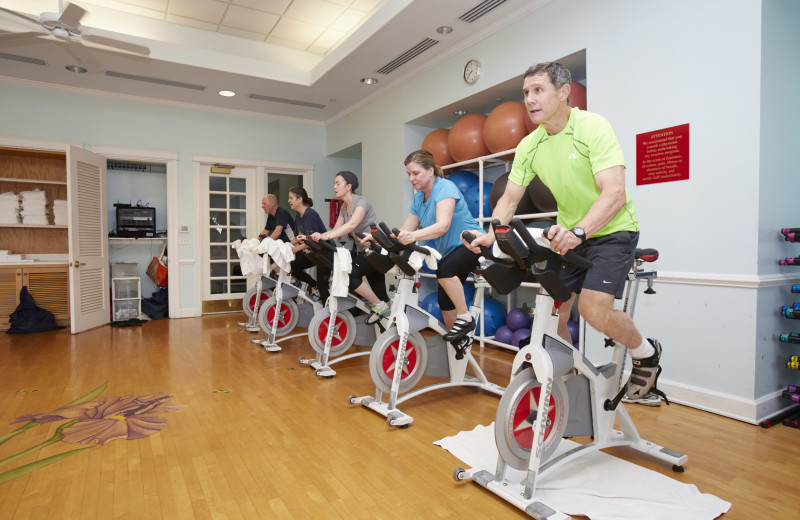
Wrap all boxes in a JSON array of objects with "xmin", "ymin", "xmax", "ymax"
[
  {"xmin": 109, "ymin": 237, "xmax": 167, "ymax": 245},
  {"xmin": 0, "ymin": 223, "xmax": 67, "ymax": 229},
  {"xmin": 0, "ymin": 177, "xmax": 67, "ymax": 185}
]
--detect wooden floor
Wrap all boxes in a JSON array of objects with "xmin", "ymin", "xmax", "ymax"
[{"xmin": 0, "ymin": 314, "xmax": 798, "ymax": 519}]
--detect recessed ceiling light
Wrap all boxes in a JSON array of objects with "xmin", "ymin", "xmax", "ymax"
[
  {"xmin": 219, "ymin": 90, "xmax": 235, "ymax": 97},
  {"xmin": 436, "ymin": 26, "xmax": 453, "ymax": 35},
  {"xmin": 360, "ymin": 77, "xmax": 378, "ymax": 85},
  {"xmin": 65, "ymin": 65, "xmax": 86, "ymax": 73},
  {"xmin": 454, "ymin": 109, "xmax": 467, "ymax": 116}
]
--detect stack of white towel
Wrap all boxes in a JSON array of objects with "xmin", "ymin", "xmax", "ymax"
[
  {"xmin": 0, "ymin": 191, "xmax": 20, "ymax": 224},
  {"xmin": 53, "ymin": 199, "xmax": 68, "ymax": 226},
  {"xmin": 19, "ymin": 189, "xmax": 49, "ymax": 225}
]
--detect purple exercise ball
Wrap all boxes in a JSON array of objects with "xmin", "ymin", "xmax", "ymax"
[
  {"xmin": 494, "ymin": 325, "xmax": 514, "ymax": 345},
  {"xmin": 511, "ymin": 327, "xmax": 532, "ymax": 348},
  {"xmin": 567, "ymin": 319, "xmax": 580, "ymax": 348},
  {"xmin": 506, "ymin": 307, "xmax": 533, "ymax": 332}
]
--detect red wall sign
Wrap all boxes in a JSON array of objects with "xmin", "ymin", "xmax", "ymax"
[{"xmin": 636, "ymin": 123, "xmax": 690, "ymax": 185}]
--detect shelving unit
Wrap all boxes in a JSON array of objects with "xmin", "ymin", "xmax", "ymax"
[
  {"xmin": 111, "ymin": 276, "xmax": 141, "ymax": 321},
  {"xmin": 0, "ymin": 147, "xmax": 70, "ymax": 331}
]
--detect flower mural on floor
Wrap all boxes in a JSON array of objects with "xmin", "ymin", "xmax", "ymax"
[{"xmin": 0, "ymin": 382, "xmax": 186, "ymax": 484}]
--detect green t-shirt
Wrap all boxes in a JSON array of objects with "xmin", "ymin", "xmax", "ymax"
[{"xmin": 508, "ymin": 108, "xmax": 638, "ymax": 236}]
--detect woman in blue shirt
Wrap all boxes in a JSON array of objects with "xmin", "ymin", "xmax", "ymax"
[{"xmin": 395, "ymin": 149, "xmax": 483, "ymax": 342}]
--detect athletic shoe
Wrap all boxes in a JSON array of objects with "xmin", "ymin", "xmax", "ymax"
[
  {"xmin": 366, "ymin": 301, "xmax": 389, "ymax": 325},
  {"xmin": 443, "ymin": 316, "xmax": 476, "ymax": 342},
  {"xmin": 622, "ymin": 392, "xmax": 662, "ymax": 407},
  {"xmin": 625, "ymin": 338, "xmax": 663, "ymax": 400}
]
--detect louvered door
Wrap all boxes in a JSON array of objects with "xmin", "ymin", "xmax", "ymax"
[{"xmin": 67, "ymin": 146, "xmax": 109, "ymax": 333}]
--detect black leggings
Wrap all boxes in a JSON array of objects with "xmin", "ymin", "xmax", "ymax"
[
  {"xmin": 348, "ymin": 250, "xmax": 389, "ymax": 302},
  {"xmin": 436, "ymin": 245, "xmax": 481, "ymax": 311},
  {"xmin": 290, "ymin": 252, "xmax": 330, "ymax": 302}
]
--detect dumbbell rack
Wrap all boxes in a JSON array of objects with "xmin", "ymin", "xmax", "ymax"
[{"xmin": 776, "ymin": 228, "xmax": 800, "ymax": 428}]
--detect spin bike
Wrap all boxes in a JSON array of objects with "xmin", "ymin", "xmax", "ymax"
[
  {"xmin": 297, "ymin": 236, "xmax": 392, "ymax": 377},
  {"xmin": 252, "ymin": 240, "xmax": 324, "ymax": 352},
  {"xmin": 348, "ymin": 223, "xmax": 505, "ymax": 428},
  {"xmin": 453, "ymin": 219, "xmax": 687, "ymax": 519},
  {"xmin": 231, "ymin": 238, "xmax": 274, "ymax": 332}
]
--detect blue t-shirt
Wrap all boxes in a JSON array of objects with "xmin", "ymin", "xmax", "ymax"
[
  {"xmin": 294, "ymin": 207, "xmax": 326, "ymax": 236},
  {"xmin": 265, "ymin": 206, "xmax": 294, "ymax": 242},
  {"xmin": 410, "ymin": 176, "xmax": 481, "ymax": 257}
]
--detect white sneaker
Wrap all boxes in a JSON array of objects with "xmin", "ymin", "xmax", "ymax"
[{"xmin": 622, "ymin": 392, "xmax": 662, "ymax": 407}]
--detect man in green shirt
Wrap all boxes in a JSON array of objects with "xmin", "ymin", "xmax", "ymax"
[{"xmin": 467, "ymin": 62, "xmax": 665, "ymax": 403}]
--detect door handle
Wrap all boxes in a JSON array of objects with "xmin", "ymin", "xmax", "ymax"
[{"xmin": 72, "ymin": 261, "xmax": 86, "ymax": 268}]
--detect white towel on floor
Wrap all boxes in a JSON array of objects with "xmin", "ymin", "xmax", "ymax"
[
  {"xmin": 435, "ymin": 423, "xmax": 731, "ymax": 520},
  {"xmin": 330, "ymin": 247, "xmax": 352, "ymax": 298}
]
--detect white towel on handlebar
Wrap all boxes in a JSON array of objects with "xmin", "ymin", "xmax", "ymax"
[
  {"xmin": 330, "ymin": 247, "xmax": 352, "ymax": 298},
  {"xmin": 231, "ymin": 238, "xmax": 263, "ymax": 276},
  {"xmin": 408, "ymin": 246, "xmax": 442, "ymax": 272},
  {"xmin": 257, "ymin": 237, "xmax": 295, "ymax": 273}
]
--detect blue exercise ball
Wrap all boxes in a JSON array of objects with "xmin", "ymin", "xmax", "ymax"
[
  {"xmin": 463, "ymin": 281, "xmax": 475, "ymax": 306},
  {"xmin": 421, "ymin": 292, "xmax": 444, "ymax": 323},
  {"xmin": 465, "ymin": 181, "xmax": 493, "ymax": 219},
  {"xmin": 476, "ymin": 297, "xmax": 506, "ymax": 337},
  {"xmin": 506, "ymin": 307, "xmax": 533, "ymax": 331},
  {"xmin": 495, "ymin": 325, "xmax": 514, "ymax": 345},
  {"xmin": 447, "ymin": 169, "xmax": 479, "ymax": 195}
]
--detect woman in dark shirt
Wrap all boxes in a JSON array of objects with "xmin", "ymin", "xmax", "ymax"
[{"xmin": 287, "ymin": 187, "xmax": 330, "ymax": 302}]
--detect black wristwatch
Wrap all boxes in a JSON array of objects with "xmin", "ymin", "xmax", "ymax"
[{"xmin": 570, "ymin": 226, "xmax": 587, "ymax": 244}]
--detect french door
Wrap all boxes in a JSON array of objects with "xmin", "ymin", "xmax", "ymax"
[{"xmin": 199, "ymin": 165, "xmax": 255, "ymax": 305}]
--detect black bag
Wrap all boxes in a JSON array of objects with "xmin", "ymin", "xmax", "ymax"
[
  {"xmin": 6, "ymin": 286, "xmax": 64, "ymax": 334},
  {"xmin": 141, "ymin": 287, "xmax": 169, "ymax": 320}
]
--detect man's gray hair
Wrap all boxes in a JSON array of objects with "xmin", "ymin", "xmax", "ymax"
[{"xmin": 524, "ymin": 62, "xmax": 572, "ymax": 89}]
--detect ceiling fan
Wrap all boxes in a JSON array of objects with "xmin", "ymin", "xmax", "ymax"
[{"xmin": 0, "ymin": 1, "xmax": 150, "ymax": 57}]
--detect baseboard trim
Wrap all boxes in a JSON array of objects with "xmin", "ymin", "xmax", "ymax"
[{"xmin": 656, "ymin": 379, "xmax": 789, "ymax": 425}]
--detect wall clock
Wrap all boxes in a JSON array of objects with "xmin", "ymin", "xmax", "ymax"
[{"xmin": 463, "ymin": 59, "xmax": 482, "ymax": 85}]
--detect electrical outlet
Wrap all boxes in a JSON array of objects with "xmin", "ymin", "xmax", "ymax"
[{"xmin": 179, "ymin": 238, "xmax": 190, "ymax": 245}]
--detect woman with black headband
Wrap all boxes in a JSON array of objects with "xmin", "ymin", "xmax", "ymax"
[{"xmin": 310, "ymin": 171, "xmax": 390, "ymax": 324}]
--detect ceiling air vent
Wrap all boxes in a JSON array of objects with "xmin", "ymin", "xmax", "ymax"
[
  {"xmin": 375, "ymin": 38, "xmax": 439, "ymax": 75},
  {"xmin": 248, "ymin": 94, "xmax": 325, "ymax": 109},
  {"xmin": 0, "ymin": 52, "xmax": 46, "ymax": 66},
  {"xmin": 106, "ymin": 71, "xmax": 205, "ymax": 91},
  {"xmin": 459, "ymin": 0, "xmax": 509, "ymax": 23}
]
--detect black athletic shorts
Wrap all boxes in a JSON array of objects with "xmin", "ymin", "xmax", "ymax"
[
  {"xmin": 436, "ymin": 245, "xmax": 481, "ymax": 311},
  {"xmin": 560, "ymin": 230, "xmax": 639, "ymax": 299}
]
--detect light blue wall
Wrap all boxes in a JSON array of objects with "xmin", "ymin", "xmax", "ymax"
[
  {"xmin": 327, "ymin": 0, "xmax": 800, "ymax": 418},
  {"xmin": 0, "ymin": 82, "xmax": 361, "ymax": 310}
]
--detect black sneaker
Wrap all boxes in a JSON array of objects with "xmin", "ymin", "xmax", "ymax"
[
  {"xmin": 625, "ymin": 338, "xmax": 665, "ymax": 401},
  {"xmin": 443, "ymin": 316, "xmax": 476, "ymax": 342}
]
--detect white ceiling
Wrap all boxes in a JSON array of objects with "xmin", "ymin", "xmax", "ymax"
[{"xmin": 0, "ymin": 0, "xmax": 552, "ymax": 125}]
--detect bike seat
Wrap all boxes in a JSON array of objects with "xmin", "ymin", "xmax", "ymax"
[{"xmin": 635, "ymin": 248, "xmax": 659, "ymax": 262}]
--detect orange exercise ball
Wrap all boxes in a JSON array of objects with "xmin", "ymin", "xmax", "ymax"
[
  {"xmin": 568, "ymin": 81, "xmax": 587, "ymax": 110},
  {"xmin": 447, "ymin": 113, "xmax": 489, "ymax": 163},
  {"xmin": 484, "ymin": 101, "xmax": 527, "ymax": 160},
  {"xmin": 523, "ymin": 81, "xmax": 587, "ymax": 134},
  {"xmin": 421, "ymin": 128, "xmax": 454, "ymax": 169}
]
